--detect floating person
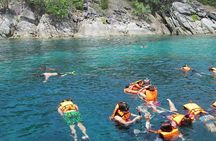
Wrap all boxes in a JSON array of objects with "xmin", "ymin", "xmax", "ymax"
[
  {"xmin": 176, "ymin": 64, "xmax": 192, "ymax": 73},
  {"xmin": 38, "ymin": 64, "xmax": 56, "ymax": 71},
  {"xmin": 165, "ymin": 99, "xmax": 193, "ymax": 128},
  {"xmin": 40, "ymin": 71, "xmax": 75, "ymax": 82},
  {"xmin": 169, "ymin": 100, "xmax": 216, "ymax": 133},
  {"xmin": 208, "ymin": 67, "xmax": 216, "ymax": 78},
  {"xmin": 208, "ymin": 67, "xmax": 216, "ymax": 73},
  {"xmin": 109, "ymin": 101, "xmax": 142, "ymax": 127},
  {"xmin": 124, "ymin": 79, "xmax": 151, "ymax": 95},
  {"xmin": 210, "ymin": 101, "xmax": 216, "ymax": 116},
  {"xmin": 138, "ymin": 85, "xmax": 159, "ymax": 112},
  {"xmin": 57, "ymin": 98, "xmax": 89, "ymax": 141},
  {"xmin": 147, "ymin": 121, "xmax": 184, "ymax": 141}
]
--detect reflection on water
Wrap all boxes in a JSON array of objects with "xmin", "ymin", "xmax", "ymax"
[{"xmin": 0, "ymin": 36, "xmax": 216, "ymax": 141}]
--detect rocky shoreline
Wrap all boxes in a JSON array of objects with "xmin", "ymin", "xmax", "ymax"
[{"xmin": 0, "ymin": 0, "xmax": 216, "ymax": 39}]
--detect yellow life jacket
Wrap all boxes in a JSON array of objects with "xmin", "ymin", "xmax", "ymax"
[
  {"xmin": 171, "ymin": 114, "xmax": 185, "ymax": 125},
  {"xmin": 59, "ymin": 100, "xmax": 76, "ymax": 113},
  {"xmin": 145, "ymin": 90, "xmax": 158, "ymax": 102},
  {"xmin": 160, "ymin": 128, "xmax": 180, "ymax": 141},
  {"xmin": 116, "ymin": 109, "xmax": 131, "ymax": 121},
  {"xmin": 212, "ymin": 101, "xmax": 216, "ymax": 107},
  {"xmin": 183, "ymin": 103, "xmax": 205, "ymax": 116}
]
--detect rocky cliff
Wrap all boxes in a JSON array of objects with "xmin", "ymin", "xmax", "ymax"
[{"xmin": 0, "ymin": 0, "xmax": 215, "ymax": 39}]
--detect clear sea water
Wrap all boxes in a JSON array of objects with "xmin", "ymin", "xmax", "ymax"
[{"xmin": 0, "ymin": 35, "xmax": 216, "ymax": 141}]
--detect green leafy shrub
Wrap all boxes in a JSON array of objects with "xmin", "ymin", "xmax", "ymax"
[
  {"xmin": 197, "ymin": 0, "xmax": 216, "ymax": 7},
  {"xmin": 25, "ymin": 0, "xmax": 84, "ymax": 19},
  {"xmin": 131, "ymin": 0, "xmax": 151, "ymax": 16},
  {"xmin": 191, "ymin": 14, "xmax": 199, "ymax": 22},
  {"xmin": 100, "ymin": 0, "xmax": 108, "ymax": 10}
]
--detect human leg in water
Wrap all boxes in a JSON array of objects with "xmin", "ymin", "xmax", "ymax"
[
  {"xmin": 69, "ymin": 125, "xmax": 78, "ymax": 141},
  {"xmin": 77, "ymin": 122, "xmax": 89, "ymax": 140},
  {"xmin": 167, "ymin": 99, "xmax": 178, "ymax": 112}
]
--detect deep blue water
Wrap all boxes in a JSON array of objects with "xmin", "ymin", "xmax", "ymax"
[{"xmin": 0, "ymin": 35, "xmax": 216, "ymax": 141}]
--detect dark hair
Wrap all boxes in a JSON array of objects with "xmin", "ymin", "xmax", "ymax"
[
  {"xmin": 118, "ymin": 102, "xmax": 129, "ymax": 112},
  {"xmin": 147, "ymin": 85, "xmax": 156, "ymax": 91},
  {"xmin": 62, "ymin": 98, "xmax": 73, "ymax": 102},
  {"xmin": 209, "ymin": 67, "xmax": 214, "ymax": 71},
  {"xmin": 160, "ymin": 122, "xmax": 172, "ymax": 132},
  {"xmin": 181, "ymin": 115, "xmax": 192, "ymax": 126},
  {"xmin": 125, "ymin": 85, "xmax": 129, "ymax": 88}
]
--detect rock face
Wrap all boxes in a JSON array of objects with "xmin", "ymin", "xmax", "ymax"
[
  {"xmin": 162, "ymin": 1, "xmax": 216, "ymax": 35},
  {"xmin": 0, "ymin": 0, "xmax": 215, "ymax": 38}
]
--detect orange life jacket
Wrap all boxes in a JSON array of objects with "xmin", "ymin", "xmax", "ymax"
[
  {"xmin": 183, "ymin": 103, "xmax": 205, "ymax": 116},
  {"xmin": 116, "ymin": 109, "xmax": 131, "ymax": 121},
  {"xmin": 170, "ymin": 114, "xmax": 185, "ymax": 125},
  {"xmin": 159, "ymin": 128, "xmax": 180, "ymax": 141},
  {"xmin": 145, "ymin": 89, "xmax": 158, "ymax": 102},
  {"xmin": 59, "ymin": 100, "xmax": 77, "ymax": 113}
]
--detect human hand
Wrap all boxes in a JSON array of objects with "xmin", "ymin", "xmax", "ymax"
[{"xmin": 109, "ymin": 116, "xmax": 113, "ymax": 120}]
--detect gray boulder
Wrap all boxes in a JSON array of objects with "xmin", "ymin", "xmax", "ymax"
[
  {"xmin": 201, "ymin": 18, "xmax": 216, "ymax": 33},
  {"xmin": 172, "ymin": 2, "xmax": 196, "ymax": 15},
  {"xmin": 13, "ymin": 20, "xmax": 37, "ymax": 38},
  {"xmin": 20, "ymin": 8, "xmax": 36, "ymax": 24}
]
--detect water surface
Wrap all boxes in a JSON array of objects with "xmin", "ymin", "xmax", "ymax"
[{"xmin": 0, "ymin": 35, "xmax": 216, "ymax": 141}]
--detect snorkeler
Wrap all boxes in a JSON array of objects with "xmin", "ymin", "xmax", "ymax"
[
  {"xmin": 165, "ymin": 99, "xmax": 193, "ymax": 128},
  {"xmin": 124, "ymin": 79, "xmax": 151, "ymax": 95},
  {"xmin": 166, "ymin": 99, "xmax": 216, "ymax": 132},
  {"xmin": 208, "ymin": 67, "xmax": 216, "ymax": 77},
  {"xmin": 57, "ymin": 98, "xmax": 89, "ymax": 141},
  {"xmin": 209, "ymin": 67, "xmax": 216, "ymax": 73},
  {"xmin": 38, "ymin": 64, "xmax": 56, "ymax": 71},
  {"xmin": 176, "ymin": 64, "xmax": 192, "ymax": 72},
  {"xmin": 109, "ymin": 102, "xmax": 142, "ymax": 127},
  {"xmin": 138, "ymin": 85, "xmax": 159, "ymax": 112},
  {"xmin": 40, "ymin": 71, "xmax": 75, "ymax": 82},
  {"xmin": 148, "ymin": 121, "xmax": 184, "ymax": 141},
  {"xmin": 41, "ymin": 72, "xmax": 66, "ymax": 83}
]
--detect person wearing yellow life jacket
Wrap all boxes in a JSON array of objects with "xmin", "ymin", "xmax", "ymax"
[
  {"xmin": 212, "ymin": 101, "xmax": 216, "ymax": 108},
  {"xmin": 109, "ymin": 102, "xmax": 142, "ymax": 127},
  {"xmin": 183, "ymin": 102, "xmax": 207, "ymax": 118},
  {"xmin": 58, "ymin": 98, "xmax": 89, "ymax": 141},
  {"xmin": 162, "ymin": 99, "xmax": 193, "ymax": 128},
  {"xmin": 148, "ymin": 121, "xmax": 183, "ymax": 141}
]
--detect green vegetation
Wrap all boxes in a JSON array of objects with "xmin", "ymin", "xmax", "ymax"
[
  {"xmin": 191, "ymin": 14, "xmax": 199, "ymax": 22},
  {"xmin": 197, "ymin": 0, "xmax": 216, "ymax": 7},
  {"xmin": 25, "ymin": 0, "xmax": 84, "ymax": 19},
  {"xmin": 100, "ymin": 0, "xmax": 108, "ymax": 10},
  {"xmin": 130, "ymin": 0, "xmax": 175, "ymax": 14},
  {"xmin": 0, "ymin": 0, "xmax": 10, "ymax": 9},
  {"xmin": 131, "ymin": 0, "xmax": 150, "ymax": 16}
]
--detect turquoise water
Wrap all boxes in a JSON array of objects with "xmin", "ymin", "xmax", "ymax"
[{"xmin": 0, "ymin": 35, "xmax": 216, "ymax": 141}]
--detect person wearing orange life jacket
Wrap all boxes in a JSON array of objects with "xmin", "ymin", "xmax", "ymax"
[
  {"xmin": 109, "ymin": 102, "xmax": 142, "ymax": 127},
  {"xmin": 148, "ymin": 121, "xmax": 184, "ymax": 141},
  {"xmin": 138, "ymin": 85, "xmax": 158, "ymax": 102},
  {"xmin": 124, "ymin": 80, "xmax": 144, "ymax": 94},
  {"xmin": 57, "ymin": 98, "xmax": 89, "ymax": 141},
  {"xmin": 138, "ymin": 85, "xmax": 159, "ymax": 112}
]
